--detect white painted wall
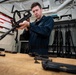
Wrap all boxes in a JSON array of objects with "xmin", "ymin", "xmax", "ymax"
[{"xmin": 0, "ymin": 33, "xmax": 16, "ymax": 52}]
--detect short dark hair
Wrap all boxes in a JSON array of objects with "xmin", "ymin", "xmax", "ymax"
[{"xmin": 31, "ymin": 2, "xmax": 42, "ymax": 9}]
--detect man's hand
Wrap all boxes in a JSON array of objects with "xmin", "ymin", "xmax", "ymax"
[{"xmin": 18, "ymin": 20, "xmax": 30, "ymax": 31}]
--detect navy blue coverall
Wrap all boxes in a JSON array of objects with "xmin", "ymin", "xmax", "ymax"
[{"xmin": 22, "ymin": 15, "xmax": 54, "ymax": 55}]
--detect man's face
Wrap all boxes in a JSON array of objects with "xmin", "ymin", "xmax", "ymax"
[{"xmin": 32, "ymin": 6, "xmax": 42, "ymax": 19}]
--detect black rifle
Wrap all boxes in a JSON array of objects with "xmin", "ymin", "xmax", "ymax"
[
  {"xmin": 42, "ymin": 60, "xmax": 76, "ymax": 74},
  {"xmin": 34, "ymin": 54, "xmax": 76, "ymax": 74},
  {"xmin": 65, "ymin": 26, "xmax": 76, "ymax": 58},
  {"xmin": 34, "ymin": 53, "xmax": 51, "ymax": 64},
  {"xmin": 0, "ymin": 10, "xmax": 31, "ymax": 40},
  {"xmin": 51, "ymin": 28, "xmax": 59, "ymax": 56},
  {"xmin": 51, "ymin": 27, "xmax": 63, "ymax": 57},
  {"xmin": 65, "ymin": 29, "xmax": 71, "ymax": 57}
]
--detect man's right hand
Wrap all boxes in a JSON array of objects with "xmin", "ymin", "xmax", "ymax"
[{"xmin": 17, "ymin": 19, "xmax": 30, "ymax": 31}]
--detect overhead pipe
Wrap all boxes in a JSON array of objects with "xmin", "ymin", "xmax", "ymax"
[
  {"xmin": 42, "ymin": 0, "xmax": 73, "ymax": 14},
  {"xmin": 0, "ymin": 0, "xmax": 9, "ymax": 3}
]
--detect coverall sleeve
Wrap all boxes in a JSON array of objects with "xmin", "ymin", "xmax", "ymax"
[{"xmin": 30, "ymin": 17, "xmax": 54, "ymax": 37}]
